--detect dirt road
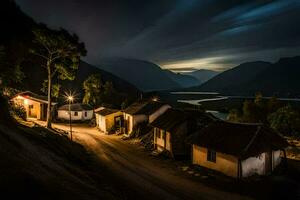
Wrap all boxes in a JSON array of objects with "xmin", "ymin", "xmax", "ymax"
[{"xmin": 44, "ymin": 122, "xmax": 251, "ymax": 200}]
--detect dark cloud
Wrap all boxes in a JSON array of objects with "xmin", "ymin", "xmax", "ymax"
[{"xmin": 16, "ymin": 0, "xmax": 300, "ymax": 71}]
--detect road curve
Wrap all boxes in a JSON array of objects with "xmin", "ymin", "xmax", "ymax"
[{"xmin": 51, "ymin": 123, "xmax": 252, "ymax": 200}]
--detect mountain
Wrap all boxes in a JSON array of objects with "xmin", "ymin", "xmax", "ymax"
[
  {"xmin": 183, "ymin": 69, "xmax": 219, "ymax": 83},
  {"xmin": 195, "ymin": 56, "xmax": 300, "ymax": 96},
  {"xmin": 196, "ymin": 61, "xmax": 272, "ymax": 94},
  {"xmin": 163, "ymin": 70, "xmax": 201, "ymax": 88},
  {"xmin": 22, "ymin": 60, "xmax": 139, "ymax": 101},
  {"xmin": 97, "ymin": 58, "xmax": 181, "ymax": 91},
  {"xmin": 247, "ymin": 56, "xmax": 300, "ymax": 96}
]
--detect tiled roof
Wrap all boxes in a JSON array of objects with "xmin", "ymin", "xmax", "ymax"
[
  {"xmin": 150, "ymin": 108, "xmax": 215, "ymax": 132},
  {"xmin": 14, "ymin": 91, "xmax": 56, "ymax": 105},
  {"xmin": 95, "ymin": 108, "xmax": 120, "ymax": 116},
  {"xmin": 189, "ymin": 121, "xmax": 289, "ymax": 159},
  {"xmin": 58, "ymin": 103, "xmax": 93, "ymax": 111},
  {"xmin": 124, "ymin": 101, "xmax": 168, "ymax": 115}
]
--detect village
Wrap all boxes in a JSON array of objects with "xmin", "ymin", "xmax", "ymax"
[
  {"xmin": 12, "ymin": 90, "xmax": 289, "ymax": 181},
  {"xmin": 1, "ymin": 1, "xmax": 300, "ymax": 199}
]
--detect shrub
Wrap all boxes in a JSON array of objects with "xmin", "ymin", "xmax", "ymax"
[{"xmin": 10, "ymin": 102, "xmax": 27, "ymax": 120}]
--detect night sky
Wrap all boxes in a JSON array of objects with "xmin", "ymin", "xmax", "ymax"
[{"xmin": 16, "ymin": 0, "xmax": 300, "ymax": 72}]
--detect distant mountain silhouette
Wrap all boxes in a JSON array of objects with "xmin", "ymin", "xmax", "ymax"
[
  {"xmin": 98, "ymin": 58, "xmax": 181, "ymax": 91},
  {"xmin": 22, "ymin": 60, "xmax": 139, "ymax": 99},
  {"xmin": 163, "ymin": 70, "xmax": 200, "ymax": 88},
  {"xmin": 184, "ymin": 69, "xmax": 219, "ymax": 83},
  {"xmin": 194, "ymin": 56, "xmax": 300, "ymax": 96}
]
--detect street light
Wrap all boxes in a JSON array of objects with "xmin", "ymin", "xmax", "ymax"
[{"xmin": 67, "ymin": 95, "xmax": 74, "ymax": 141}]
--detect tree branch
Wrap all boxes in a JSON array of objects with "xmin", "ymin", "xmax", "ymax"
[
  {"xmin": 31, "ymin": 51, "xmax": 49, "ymax": 60},
  {"xmin": 51, "ymin": 68, "xmax": 58, "ymax": 78}
]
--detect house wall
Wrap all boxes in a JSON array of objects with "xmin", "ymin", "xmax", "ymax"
[
  {"xmin": 241, "ymin": 153, "xmax": 266, "ymax": 177},
  {"xmin": 123, "ymin": 113, "xmax": 133, "ymax": 134},
  {"xmin": 154, "ymin": 128, "xmax": 172, "ymax": 153},
  {"xmin": 149, "ymin": 105, "xmax": 171, "ymax": 123},
  {"xmin": 103, "ymin": 111, "xmax": 123, "ymax": 134},
  {"xmin": 192, "ymin": 145, "xmax": 238, "ymax": 177},
  {"xmin": 82, "ymin": 110, "xmax": 94, "ymax": 120},
  {"xmin": 58, "ymin": 110, "xmax": 93, "ymax": 121},
  {"xmin": 241, "ymin": 150, "xmax": 282, "ymax": 177},
  {"xmin": 124, "ymin": 113, "xmax": 147, "ymax": 135},
  {"xmin": 97, "ymin": 114, "xmax": 106, "ymax": 133},
  {"xmin": 273, "ymin": 150, "xmax": 282, "ymax": 169},
  {"xmin": 13, "ymin": 97, "xmax": 42, "ymax": 120}
]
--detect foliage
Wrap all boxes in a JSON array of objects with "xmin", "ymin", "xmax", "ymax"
[
  {"xmin": 10, "ymin": 102, "xmax": 27, "ymax": 121},
  {"xmin": 228, "ymin": 94, "xmax": 282, "ymax": 124},
  {"xmin": 41, "ymin": 80, "xmax": 61, "ymax": 98},
  {"xmin": 0, "ymin": 46, "xmax": 24, "ymax": 92},
  {"xmin": 31, "ymin": 26, "xmax": 86, "ymax": 127},
  {"xmin": 227, "ymin": 93, "xmax": 300, "ymax": 137},
  {"xmin": 83, "ymin": 74, "xmax": 102, "ymax": 107},
  {"xmin": 121, "ymin": 99, "xmax": 129, "ymax": 110},
  {"xmin": 227, "ymin": 109, "xmax": 242, "ymax": 122},
  {"xmin": 82, "ymin": 74, "xmax": 125, "ymax": 108},
  {"xmin": 102, "ymin": 81, "xmax": 116, "ymax": 103},
  {"xmin": 31, "ymin": 26, "xmax": 87, "ymax": 81},
  {"xmin": 268, "ymin": 105, "xmax": 300, "ymax": 137}
]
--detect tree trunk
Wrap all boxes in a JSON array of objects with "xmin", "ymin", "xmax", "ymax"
[{"xmin": 46, "ymin": 62, "xmax": 52, "ymax": 128}]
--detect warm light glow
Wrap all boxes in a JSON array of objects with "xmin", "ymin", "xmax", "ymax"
[
  {"xmin": 24, "ymin": 99, "xmax": 29, "ymax": 105},
  {"xmin": 16, "ymin": 95, "xmax": 22, "ymax": 99},
  {"xmin": 68, "ymin": 96, "xmax": 74, "ymax": 102},
  {"xmin": 63, "ymin": 91, "xmax": 77, "ymax": 103},
  {"xmin": 152, "ymin": 96, "xmax": 159, "ymax": 102}
]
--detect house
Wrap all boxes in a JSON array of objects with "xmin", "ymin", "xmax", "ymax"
[
  {"xmin": 189, "ymin": 121, "xmax": 288, "ymax": 178},
  {"xmin": 11, "ymin": 91, "xmax": 56, "ymax": 120},
  {"xmin": 57, "ymin": 103, "xmax": 93, "ymax": 121},
  {"xmin": 123, "ymin": 101, "xmax": 171, "ymax": 135},
  {"xmin": 95, "ymin": 108, "xmax": 123, "ymax": 134},
  {"xmin": 151, "ymin": 108, "xmax": 216, "ymax": 158}
]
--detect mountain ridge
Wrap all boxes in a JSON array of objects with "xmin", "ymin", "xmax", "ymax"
[{"xmin": 193, "ymin": 56, "xmax": 300, "ymax": 96}]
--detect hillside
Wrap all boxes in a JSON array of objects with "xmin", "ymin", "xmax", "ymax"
[
  {"xmin": 0, "ymin": 1, "xmax": 139, "ymax": 104},
  {"xmin": 98, "ymin": 58, "xmax": 181, "ymax": 91},
  {"xmin": 247, "ymin": 56, "xmax": 300, "ymax": 96},
  {"xmin": 164, "ymin": 70, "xmax": 200, "ymax": 88},
  {"xmin": 193, "ymin": 56, "xmax": 300, "ymax": 96},
  {"xmin": 0, "ymin": 119, "xmax": 151, "ymax": 199},
  {"xmin": 195, "ymin": 61, "xmax": 272, "ymax": 94},
  {"xmin": 184, "ymin": 69, "xmax": 219, "ymax": 83}
]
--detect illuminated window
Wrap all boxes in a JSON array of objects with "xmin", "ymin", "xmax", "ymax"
[
  {"xmin": 207, "ymin": 149, "xmax": 216, "ymax": 163},
  {"xmin": 74, "ymin": 111, "xmax": 78, "ymax": 116}
]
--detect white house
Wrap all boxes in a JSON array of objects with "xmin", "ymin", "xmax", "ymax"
[
  {"xmin": 95, "ymin": 108, "xmax": 123, "ymax": 134},
  {"xmin": 57, "ymin": 103, "xmax": 94, "ymax": 121},
  {"xmin": 189, "ymin": 121, "xmax": 288, "ymax": 178},
  {"xmin": 123, "ymin": 101, "xmax": 171, "ymax": 135}
]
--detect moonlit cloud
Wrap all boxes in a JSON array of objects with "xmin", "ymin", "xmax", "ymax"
[{"xmin": 16, "ymin": 0, "xmax": 300, "ymax": 72}]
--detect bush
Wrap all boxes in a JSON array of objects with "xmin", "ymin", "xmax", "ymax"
[{"xmin": 10, "ymin": 102, "xmax": 27, "ymax": 120}]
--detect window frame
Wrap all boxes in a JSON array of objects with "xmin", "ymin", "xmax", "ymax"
[{"xmin": 207, "ymin": 149, "xmax": 216, "ymax": 163}]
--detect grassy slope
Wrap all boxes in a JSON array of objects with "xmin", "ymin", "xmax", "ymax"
[{"xmin": 0, "ymin": 122, "xmax": 138, "ymax": 200}]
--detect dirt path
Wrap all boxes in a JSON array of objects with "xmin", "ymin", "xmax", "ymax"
[{"xmin": 40, "ymin": 122, "xmax": 252, "ymax": 200}]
